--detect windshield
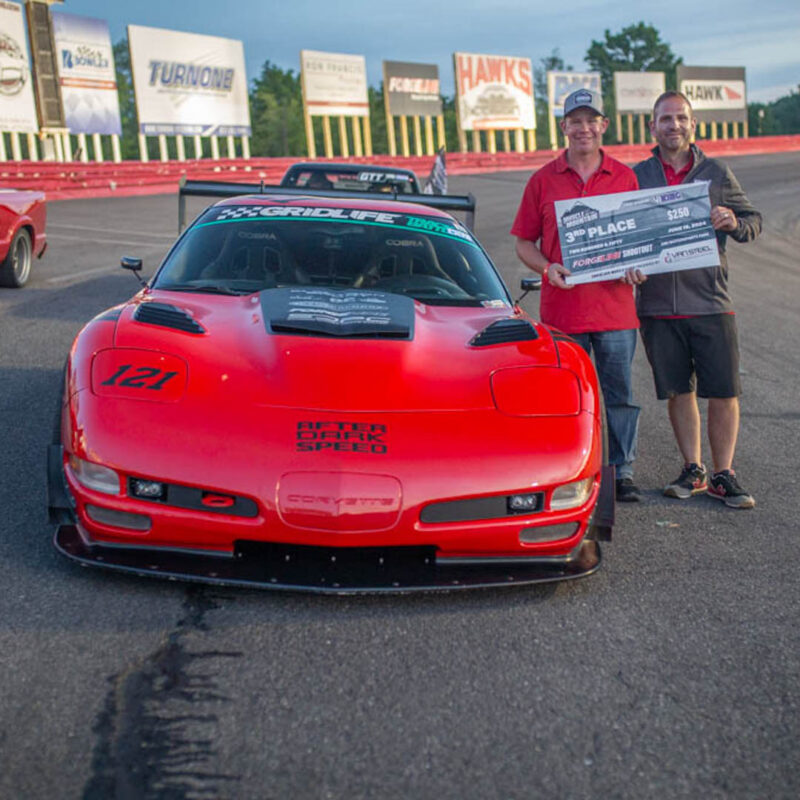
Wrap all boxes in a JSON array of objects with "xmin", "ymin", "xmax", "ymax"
[{"xmin": 154, "ymin": 203, "xmax": 510, "ymax": 307}]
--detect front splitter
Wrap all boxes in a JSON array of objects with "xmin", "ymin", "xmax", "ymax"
[{"xmin": 54, "ymin": 525, "xmax": 601, "ymax": 594}]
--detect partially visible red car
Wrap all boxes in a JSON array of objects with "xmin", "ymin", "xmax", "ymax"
[{"xmin": 0, "ymin": 188, "xmax": 46, "ymax": 287}]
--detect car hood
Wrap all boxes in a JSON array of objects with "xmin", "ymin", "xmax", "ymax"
[{"xmin": 110, "ymin": 288, "xmax": 561, "ymax": 413}]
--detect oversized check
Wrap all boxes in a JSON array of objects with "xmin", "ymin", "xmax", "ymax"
[{"xmin": 555, "ymin": 181, "xmax": 720, "ymax": 285}]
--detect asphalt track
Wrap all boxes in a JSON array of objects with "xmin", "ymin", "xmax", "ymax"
[{"xmin": 1, "ymin": 152, "xmax": 798, "ymax": 799}]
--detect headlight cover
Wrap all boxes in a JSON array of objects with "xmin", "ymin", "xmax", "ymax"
[
  {"xmin": 68, "ymin": 455, "xmax": 121, "ymax": 495},
  {"xmin": 550, "ymin": 477, "xmax": 594, "ymax": 510},
  {"xmin": 491, "ymin": 367, "xmax": 581, "ymax": 416}
]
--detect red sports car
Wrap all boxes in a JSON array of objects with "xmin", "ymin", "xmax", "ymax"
[
  {"xmin": 0, "ymin": 187, "xmax": 46, "ymax": 287},
  {"xmin": 48, "ymin": 187, "xmax": 613, "ymax": 592}
]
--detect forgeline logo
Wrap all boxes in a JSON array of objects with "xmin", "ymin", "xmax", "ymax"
[
  {"xmin": 574, "ymin": 251, "xmax": 621, "ymax": 268},
  {"xmin": 0, "ymin": 33, "xmax": 28, "ymax": 96},
  {"xmin": 664, "ymin": 244, "xmax": 714, "ymax": 263}
]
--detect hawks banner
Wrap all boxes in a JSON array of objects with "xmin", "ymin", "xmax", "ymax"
[
  {"xmin": 454, "ymin": 52, "xmax": 535, "ymax": 130},
  {"xmin": 556, "ymin": 182, "xmax": 720, "ymax": 285},
  {"xmin": 128, "ymin": 24, "xmax": 251, "ymax": 137},
  {"xmin": 51, "ymin": 11, "xmax": 122, "ymax": 136},
  {"xmin": 677, "ymin": 65, "xmax": 747, "ymax": 123},
  {"xmin": 0, "ymin": 1, "xmax": 39, "ymax": 133}
]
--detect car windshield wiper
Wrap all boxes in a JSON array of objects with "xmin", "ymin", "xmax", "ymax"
[{"xmin": 158, "ymin": 283, "xmax": 252, "ymax": 296}]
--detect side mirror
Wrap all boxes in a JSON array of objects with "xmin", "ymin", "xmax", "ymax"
[
  {"xmin": 121, "ymin": 256, "xmax": 147, "ymax": 287},
  {"xmin": 521, "ymin": 276, "xmax": 542, "ymax": 292},
  {"xmin": 515, "ymin": 275, "xmax": 542, "ymax": 304}
]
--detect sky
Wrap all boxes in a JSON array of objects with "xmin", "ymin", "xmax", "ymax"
[{"xmin": 59, "ymin": 0, "xmax": 799, "ymax": 104}]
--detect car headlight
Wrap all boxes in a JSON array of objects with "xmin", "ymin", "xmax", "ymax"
[
  {"xmin": 68, "ymin": 455, "xmax": 121, "ymax": 495},
  {"xmin": 550, "ymin": 477, "xmax": 593, "ymax": 510}
]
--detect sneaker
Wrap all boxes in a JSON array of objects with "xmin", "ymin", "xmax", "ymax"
[
  {"xmin": 708, "ymin": 470, "xmax": 755, "ymax": 509},
  {"xmin": 616, "ymin": 477, "xmax": 642, "ymax": 502},
  {"xmin": 664, "ymin": 463, "xmax": 708, "ymax": 499}
]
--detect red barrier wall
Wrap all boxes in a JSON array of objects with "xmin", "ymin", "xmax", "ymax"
[{"xmin": 1, "ymin": 135, "xmax": 799, "ymax": 201}]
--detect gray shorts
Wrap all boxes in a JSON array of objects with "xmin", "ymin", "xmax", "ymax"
[{"xmin": 639, "ymin": 314, "xmax": 741, "ymax": 399}]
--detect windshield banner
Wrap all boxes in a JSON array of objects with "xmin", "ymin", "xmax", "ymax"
[{"xmin": 555, "ymin": 181, "xmax": 720, "ymax": 285}]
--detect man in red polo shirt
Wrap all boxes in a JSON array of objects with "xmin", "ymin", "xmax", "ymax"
[
  {"xmin": 634, "ymin": 91, "xmax": 762, "ymax": 508},
  {"xmin": 511, "ymin": 88, "xmax": 646, "ymax": 502}
]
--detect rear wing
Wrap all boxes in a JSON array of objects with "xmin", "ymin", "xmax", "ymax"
[{"xmin": 177, "ymin": 176, "xmax": 476, "ymax": 234}]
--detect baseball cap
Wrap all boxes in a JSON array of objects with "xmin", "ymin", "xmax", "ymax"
[{"xmin": 563, "ymin": 88, "xmax": 604, "ymax": 117}]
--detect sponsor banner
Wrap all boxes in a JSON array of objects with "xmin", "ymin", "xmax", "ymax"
[
  {"xmin": 301, "ymin": 50, "xmax": 369, "ymax": 117},
  {"xmin": 201, "ymin": 204, "xmax": 475, "ymax": 244},
  {"xmin": 613, "ymin": 71, "xmax": 665, "ymax": 114},
  {"xmin": 383, "ymin": 60, "xmax": 441, "ymax": 117},
  {"xmin": 0, "ymin": 1, "xmax": 39, "ymax": 133},
  {"xmin": 555, "ymin": 181, "xmax": 719, "ymax": 285},
  {"xmin": 677, "ymin": 65, "xmax": 747, "ymax": 123},
  {"xmin": 128, "ymin": 24, "xmax": 251, "ymax": 137},
  {"xmin": 454, "ymin": 52, "xmax": 535, "ymax": 130},
  {"xmin": 51, "ymin": 11, "xmax": 121, "ymax": 135},
  {"xmin": 547, "ymin": 71, "xmax": 601, "ymax": 118}
]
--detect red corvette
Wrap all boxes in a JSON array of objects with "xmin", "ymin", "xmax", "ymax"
[
  {"xmin": 0, "ymin": 188, "xmax": 46, "ymax": 287},
  {"xmin": 48, "ymin": 186, "xmax": 613, "ymax": 592}
]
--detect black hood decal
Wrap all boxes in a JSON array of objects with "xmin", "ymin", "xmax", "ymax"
[{"xmin": 260, "ymin": 288, "xmax": 415, "ymax": 339}]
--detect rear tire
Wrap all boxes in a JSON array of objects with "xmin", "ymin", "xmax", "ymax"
[{"xmin": 0, "ymin": 228, "xmax": 33, "ymax": 288}]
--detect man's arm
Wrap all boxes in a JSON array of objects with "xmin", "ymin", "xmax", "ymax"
[{"xmin": 514, "ymin": 237, "xmax": 572, "ymax": 290}]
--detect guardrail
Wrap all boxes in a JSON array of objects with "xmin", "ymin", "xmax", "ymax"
[{"xmin": 2, "ymin": 135, "xmax": 799, "ymax": 201}]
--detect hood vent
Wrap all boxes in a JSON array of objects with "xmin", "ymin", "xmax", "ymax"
[
  {"xmin": 470, "ymin": 318, "xmax": 538, "ymax": 347},
  {"xmin": 134, "ymin": 303, "xmax": 204, "ymax": 334}
]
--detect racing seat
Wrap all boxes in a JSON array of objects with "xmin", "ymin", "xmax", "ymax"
[
  {"xmin": 355, "ymin": 232, "xmax": 445, "ymax": 287},
  {"xmin": 205, "ymin": 228, "xmax": 310, "ymax": 286}
]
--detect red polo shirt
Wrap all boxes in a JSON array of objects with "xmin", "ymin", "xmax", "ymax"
[{"xmin": 511, "ymin": 150, "xmax": 639, "ymax": 334}]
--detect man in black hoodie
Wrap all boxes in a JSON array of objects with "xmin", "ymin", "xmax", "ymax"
[{"xmin": 634, "ymin": 91, "xmax": 762, "ymax": 508}]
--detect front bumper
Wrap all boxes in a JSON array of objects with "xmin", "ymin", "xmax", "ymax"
[{"xmin": 53, "ymin": 524, "xmax": 601, "ymax": 594}]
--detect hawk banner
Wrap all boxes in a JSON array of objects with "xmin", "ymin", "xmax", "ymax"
[
  {"xmin": 556, "ymin": 182, "xmax": 720, "ymax": 285},
  {"xmin": 677, "ymin": 65, "xmax": 747, "ymax": 123}
]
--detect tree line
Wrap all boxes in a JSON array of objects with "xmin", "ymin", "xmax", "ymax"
[{"xmin": 112, "ymin": 23, "xmax": 799, "ymax": 160}]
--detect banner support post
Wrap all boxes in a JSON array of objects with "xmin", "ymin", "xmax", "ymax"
[
  {"xmin": 111, "ymin": 134, "xmax": 121, "ymax": 162},
  {"xmin": 176, "ymin": 136, "xmax": 186, "ymax": 161},
  {"xmin": 338, "ymin": 117, "xmax": 349, "ymax": 157},
  {"xmin": 93, "ymin": 133, "xmax": 103, "ymax": 162},
  {"xmin": 10, "ymin": 132, "xmax": 22, "ymax": 161},
  {"xmin": 413, "ymin": 116, "xmax": 423, "ymax": 156},
  {"xmin": 424, "ymin": 117, "xmax": 434, "ymax": 155}
]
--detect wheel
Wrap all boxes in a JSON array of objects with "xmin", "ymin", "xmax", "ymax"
[{"xmin": 0, "ymin": 228, "xmax": 32, "ymax": 288}]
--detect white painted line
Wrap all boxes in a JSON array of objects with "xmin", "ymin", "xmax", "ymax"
[
  {"xmin": 48, "ymin": 223, "xmax": 175, "ymax": 239},
  {"xmin": 46, "ymin": 232, "xmax": 169, "ymax": 247},
  {"xmin": 47, "ymin": 266, "xmax": 117, "ymax": 284}
]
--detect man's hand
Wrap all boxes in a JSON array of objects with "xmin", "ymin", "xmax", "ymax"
[
  {"xmin": 620, "ymin": 268, "xmax": 647, "ymax": 285},
  {"xmin": 546, "ymin": 262, "xmax": 574, "ymax": 289},
  {"xmin": 711, "ymin": 205, "xmax": 738, "ymax": 232}
]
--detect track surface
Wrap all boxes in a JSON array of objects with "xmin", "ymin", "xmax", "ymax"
[{"xmin": 2, "ymin": 153, "xmax": 798, "ymax": 799}]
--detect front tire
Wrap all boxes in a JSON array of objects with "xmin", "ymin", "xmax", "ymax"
[{"xmin": 0, "ymin": 228, "xmax": 32, "ymax": 288}]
